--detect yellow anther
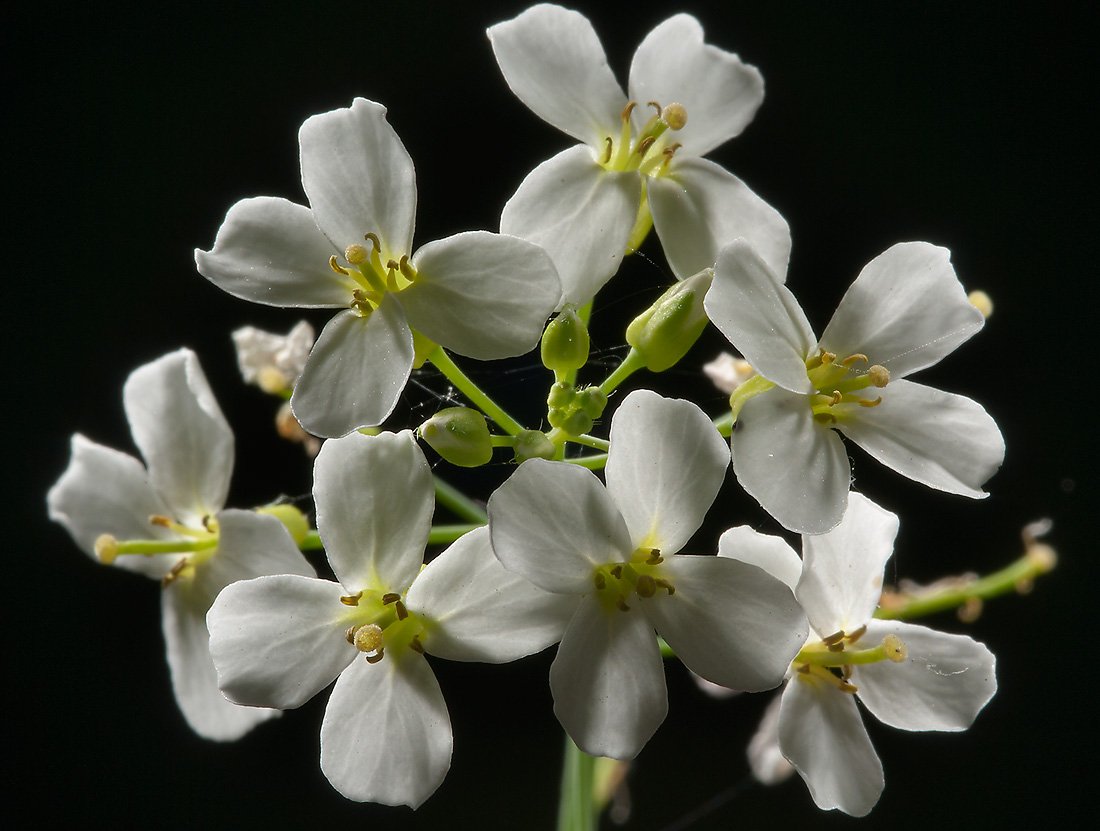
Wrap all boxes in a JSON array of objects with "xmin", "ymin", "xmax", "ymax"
[
  {"xmin": 827, "ymin": 641, "xmax": 846, "ymax": 653},
  {"xmin": 646, "ymin": 101, "xmax": 662, "ymax": 118},
  {"xmin": 840, "ymin": 353, "xmax": 868, "ymax": 367},
  {"xmin": 610, "ymin": 564, "xmax": 623, "ymax": 579},
  {"xmin": 354, "ymin": 623, "xmax": 384, "ymax": 654},
  {"xmin": 968, "ymin": 289, "xmax": 994, "ymax": 318},
  {"xmin": 846, "ymin": 625, "xmax": 867, "ymax": 643},
  {"xmin": 867, "ymin": 365, "xmax": 890, "ymax": 387},
  {"xmin": 381, "ymin": 593, "xmax": 401, "ymax": 605},
  {"xmin": 857, "ymin": 396, "xmax": 883, "ymax": 408},
  {"xmin": 409, "ymin": 635, "xmax": 425, "ymax": 654},
  {"xmin": 634, "ymin": 135, "xmax": 655, "ymax": 156},
  {"xmin": 820, "ymin": 351, "xmax": 836, "ymax": 365},
  {"xmin": 339, "ymin": 591, "xmax": 363, "ymax": 607},
  {"xmin": 364, "ymin": 232, "xmax": 382, "ymax": 252},
  {"xmin": 594, "ymin": 573, "xmax": 606, "ymax": 590},
  {"xmin": 661, "ymin": 102, "xmax": 687, "ymax": 130},
  {"xmin": 398, "ymin": 255, "xmax": 416, "ymax": 281},
  {"xmin": 365, "ymin": 650, "xmax": 385, "ymax": 664},
  {"xmin": 813, "ymin": 412, "xmax": 837, "ymax": 425},
  {"xmin": 655, "ymin": 578, "xmax": 675, "ymax": 596},
  {"xmin": 620, "ymin": 101, "xmax": 637, "ymax": 122},
  {"xmin": 161, "ymin": 557, "xmax": 189, "ymax": 588},
  {"xmin": 344, "ymin": 626, "xmax": 357, "ymax": 644},
  {"xmin": 660, "ymin": 142, "xmax": 682, "ymax": 169},
  {"xmin": 95, "ymin": 534, "xmax": 119, "ymax": 564},
  {"xmin": 202, "ymin": 515, "xmax": 218, "ymax": 533},
  {"xmin": 616, "ymin": 596, "xmax": 631, "ymax": 612},
  {"xmin": 149, "ymin": 515, "xmax": 173, "ymax": 528},
  {"xmin": 329, "ymin": 254, "xmax": 350, "ymax": 275},
  {"xmin": 822, "ymin": 631, "xmax": 845, "ymax": 646},
  {"xmin": 838, "ymin": 680, "xmax": 858, "ymax": 694},
  {"xmin": 882, "ymin": 634, "xmax": 907, "ymax": 662},
  {"xmin": 345, "ymin": 244, "xmax": 368, "ymax": 265},
  {"xmin": 386, "ymin": 259, "xmax": 400, "ymax": 271},
  {"xmin": 394, "ymin": 600, "xmax": 409, "ymax": 621},
  {"xmin": 601, "ymin": 137, "xmax": 613, "ymax": 165},
  {"xmin": 828, "ymin": 390, "xmax": 843, "ymax": 406},
  {"xmin": 635, "ymin": 574, "xmax": 656, "ymax": 598},
  {"xmin": 645, "ymin": 548, "xmax": 663, "ymax": 565}
]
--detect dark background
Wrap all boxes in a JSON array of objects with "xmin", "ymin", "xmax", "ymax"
[{"xmin": 8, "ymin": 1, "xmax": 1094, "ymax": 828}]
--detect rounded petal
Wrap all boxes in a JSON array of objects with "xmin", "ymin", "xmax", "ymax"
[
  {"xmin": 47, "ymin": 434, "xmax": 174, "ymax": 578},
  {"xmin": 488, "ymin": 459, "xmax": 632, "ymax": 594},
  {"xmin": 406, "ymin": 527, "xmax": 577, "ymax": 663},
  {"xmin": 298, "ymin": 98, "xmax": 416, "ymax": 258},
  {"xmin": 320, "ymin": 653, "xmax": 451, "ymax": 808},
  {"xmin": 207, "ymin": 509, "xmax": 316, "ymax": 583},
  {"xmin": 716, "ymin": 525, "xmax": 803, "ymax": 591},
  {"xmin": 487, "ymin": 4, "xmax": 625, "ymax": 147},
  {"xmin": 162, "ymin": 580, "xmax": 279, "ymax": 741},
  {"xmin": 501, "ymin": 145, "xmax": 640, "ymax": 306},
  {"xmin": 642, "ymin": 555, "xmax": 806, "ymax": 692},
  {"xmin": 605, "ymin": 390, "xmax": 729, "ymax": 553},
  {"xmin": 123, "ymin": 349, "xmax": 233, "ymax": 525},
  {"xmin": 797, "ymin": 493, "xmax": 898, "ymax": 637},
  {"xmin": 195, "ymin": 196, "xmax": 353, "ymax": 307},
  {"xmin": 779, "ymin": 677, "xmax": 884, "ymax": 816},
  {"xmin": 652, "ymin": 159, "xmax": 791, "ymax": 282},
  {"xmin": 818, "ymin": 242, "xmax": 984, "ymax": 379},
  {"xmin": 290, "ymin": 302, "xmax": 413, "ymax": 437},
  {"xmin": 747, "ymin": 691, "xmax": 795, "ymax": 784},
  {"xmin": 628, "ymin": 14, "xmax": 763, "ymax": 157},
  {"xmin": 314, "ymin": 431, "xmax": 431, "ymax": 595},
  {"xmin": 402, "ymin": 231, "xmax": 561, "ymax": 359},
  {"xmin": 550, "ymin": 596, "xmax": 667, "ymax": 759},
  {"xmin": 838, "ymin": 379, "xmax": 1005, "ymax": 498},
  {"xmin": 855, "ymin": 619, "xmax": 997, "ymax": 732},
  {"xmin": 705, "ymin": 239, "xmax": 813, "ymax": 392},
  {"xmin": 207, "ymin": 574, "xmax": 354, "ymax": 710},
  {"xmin": 731, "ymin": 389, "xmax": 850, "ymax": 534}
]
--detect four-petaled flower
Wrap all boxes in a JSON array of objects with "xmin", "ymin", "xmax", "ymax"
[
  {"xmin": 487, "ymin": 389, "xmax": 807, "ymax": 759},
  {"xmin": 489, "ymin": 4, "xmax": 790, "ymax": 305},
  {"xmin": 47, "ymin": 349, "xmax": 314, "ymax": 740},
  {"xmin": 720, "ymin": 492, "xmax": 997, "ymax": 816},
  {"xmin": 207, "ymin": 430, "xmax": 575, "ymax": 807},
  {"xmin": 196, "ymin": 97, "xmax": 562, "ymax": 438},
  {"xmin": 705, "ymin": 239, "xmax": 1005, "ymax": 533}
]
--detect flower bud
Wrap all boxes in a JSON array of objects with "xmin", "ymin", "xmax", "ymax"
[
  {"xmin": 560, "ymin": 410, "xmax": 594, "ymax": 437},
  {"xmin": 547, "ymin": 381, "xmax": 574, "ymax": 409},
  {"xmin": 625, "ymin": 269, "xmax": 712, "ymax": 371},
  {"xmin": 577, "ymin": 387, "xmax": 608, "ymax": 420},
  {"xmin": 418, "ymin": 407, "xmax": 492, "ymax": 467},
  {"xmin": 257, "ymin": 503, "xmax": 310, "ymax": 545},
  {"xmin": 541, "ymin": 305, "xmax": 590, "ymax": 374},
  {"xmin": 514, "ymin": 429, "xmax": 555, "ymax": 462}
]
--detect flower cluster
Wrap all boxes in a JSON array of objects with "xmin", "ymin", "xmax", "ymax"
[{"xmin": 48, "ymin": 4, "xmax": 1037, "ymax": 823}]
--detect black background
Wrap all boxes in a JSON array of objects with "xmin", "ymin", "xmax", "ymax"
[{"xmin": 9, "ymin": 1, "xmax": 1094, "ymax": 828}]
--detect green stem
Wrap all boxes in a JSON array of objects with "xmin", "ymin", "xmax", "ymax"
[
  {"xmin": 427, "ymin": 346, "xmax": 526, "ymax": 436},
  {"xmin": 557, "ymin": 734, "xmax": 597, "ymax": 831},
  {"xmin": 433, "ymin": 476, "xmax": 488, "ymax": 524},
  {"xmin": 428, "ymin": 524, "xmax": 482, "ymax": 545},
  {"xmin": 713, "ymin": 410, "xmax": 734, "ymax": 438},
  {"xmin": 490, "ymin": 434, "xmax": 517, "ymax": 447},
  {"xmin": 563, "ymin": 453, "xmax": 608, "ymax": 470},
  {"xmin": 597, "ymin": 348, "xmax": 647, "ymax": 398},
  {"xmin": 300, "ymin": 530, "xmax": 323, "ymax": 551},
  {"xmin": 547, "ymin": 429, "xmax": 609, "ymax": 452}
]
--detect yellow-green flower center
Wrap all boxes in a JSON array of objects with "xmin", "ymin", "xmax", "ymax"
[
  {"xmin": 804, "ymin": 350, "xmax": 890, "ymax": 425},
  {"xmin": 340, "ymin": 589, "xmax": 428, "ymax": 663},
  {"xmin": 591, "ymin": 547, "xmax": 675, "ymax": 613},
  {"xmin": 328, "ymin": 232, "xmax": 419, "ymax": 318}
]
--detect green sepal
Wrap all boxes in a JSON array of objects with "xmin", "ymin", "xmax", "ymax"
[
  {"xmin": 625, "ymin": 269, "xmax": 713, "ymax": 372},
  {"xmin": 418, "ymin": 406, "xmax": 493, "ymax": 467}
]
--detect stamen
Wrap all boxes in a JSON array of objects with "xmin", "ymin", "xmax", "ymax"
[
  {"xmin": 635, "ymin": 574, "xmax": 656, "ymax": 598},
  {"xmin": 394, "ymin": 600, "xmax": 409, "ymax": 621},
  {"xmin": 610, "ymin": 564, "xmax": 623, "ymax": 579},
  {"xmin": 409, "ymin": 635, "xmax": 425, "ymax": 654},
  {"xmin": 822, "ymin": 631, "xmax": 845, "ymax": 646},
  {"xmin": 594, "ymin": 573, "xmax": 606, "ymax": 590},
  {"xmin": 882, "ymin": 634, "xmax": 907, "ymax": 662},
  {"xmin": 344, "ymin": 626, "xmax": 357, "ymax": 644},
  {"xmin": 827, "ymin": 641, "xmax": 846, "ymax": 652},
  {"xmin": 820, "ymin": 351, "xmax": 836, "ymax": 365},
  {"xmin": 616, "ymin": 596, "xmax": 631, "ymax": 612},
  {"xmin": 601, "ymin": 137, "xmax": 613, "ymax": 165},
  {"xmin": 328, "ymin": 255, "xmax": 350, "ymax": 275},
  {"xmin": 202, "ymin": 515, "xmax": 218, "ymax": 533},
  {"xmin": 661, "ymin": 103, "xmax": 687, "ymax": 130},
  {"xmin": 340, "ymin": 591, "xmax": 363, "ymax": 606},
  {"xmin": 867, "ymin": 365, "xmax": 890, "ymax": 387},
  {"xmin": 857, "ymin": 397, "xmax": 883, "ymax": 408},
  {"xmin": 364, "ymin": 232, "xmax": 382, "ymax": 253},
  {"xmin": 149, "ymin": 515, "xmax": 173, "ymax": 528},
  {"xmin": 345, "ymin": 244, "xmax": 368, "ymax": 265},
  {"xmin": 161, "ymin": 557, "xmax": 189, "ymax": 588},
  {"xmin": 828, "ymin": 390, "xmax": 843, "ymax": 406},
  {"xmin": 813, "ymin": 412, "xmax": 837, "ymax": 424},
  {"xmin": 646, "ymin": 101, "xmax": 662, "ymax": 118},
  {"xmin": 365, "ymin": 650, "xmax": 385, "ymax": 664},
  {"xmin": 353, "ymin": 623, "xmax": 384, "ymax": 654},
  {"xmin": 398, "ymin": 255, "xmax": 416, "ymax": 282},
  {"xmin": 634, "ymin": 135, "xmax": 655, "ymax": 156},
  {"xmin": 840, "ymin": 353, "xmax": 868, "ymax": 367},
  {"xmin": 845, "ymin": 625, "xmax": 867, "ymax": 643},
  {"xmin": 645, "ymin": 548, "xmax": 663, "ymax": 565},
  {"xmin": 655, "ymin": 578, "xmax": 675, "ymax": 596},
  {"xmin": 620, "ymin": 102, "xmax": 637, "ymax": 122},
  {"xmin": 95, "ymin": 534, "xmax": 119, "ymax": 564},
  {"xmin": 381, "ymin": 593, "xmax": 401, "ymax": 605}
]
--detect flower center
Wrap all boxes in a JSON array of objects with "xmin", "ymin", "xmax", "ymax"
[
  {"xmin": 94, "ymin": 514, "xmax": 220, "ymax": 587},
  {"xmin": 791, "ymin": 626, "xmax": 907, "ymax": 694},
  {"xmin": 327, "ymin": 232, "xmax": 419, "ymax": 318},
  {"xmin": 598, "ymin": 101, "xmax": 687, "ymax": 177},
  {"xmin": 804, "ymin": 349, "xmax": 890, "ymax": 425},
  {"xmin": 591, "ymin": 547, "xmax": 675, "ymax": 613},
  {"xmin": 340, "ymin": 590, "xmax": 426, "ymax": 663}
]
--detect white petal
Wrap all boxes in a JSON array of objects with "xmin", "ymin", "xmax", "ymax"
[
  {"xmin": 797, "ymin": 493, "xmax": 898, "ymax": 637},
  {"xmin": 779, "ymin": 676, "xmax": 883, "ymax": 816},
  {"xmin": 487, "ymin": 4, "xmax": 625, "ymax": 147},
  {"xmin": 705, "ymin": 239, "xmax": 812, "ymax": 392},
  {"xmin": 604, "ymin": 390, "xmax": 728, "ymax": 553},
  {"xmin": 208, "ymin": 509, "xmax": 316, "ymax": 583},
  {"xmin": 651, "ymin": 160, "xmax": 791, "ymax": 282},
  {"xmin": 819, "ymin": 242, "xmax": 984, "ymax": 379},
  {"xmin": 320, "ymin": 653, "xmax": 451, "ymax": 808},
  {"xmin": 314, "ymin": 431, "xmax": 431, "ymax": 594},
  {"xmin": 747, "ymin": 691, "xmax": 795, "ymax": 784},
  {"xmin": 290, "ymin": 301, "xmax": 413, "ymax": 437},
  {"xmin": 298, "ymin": 98, "xmax": 416, "ymax": 258},
  {"xmin": 838, "ymin": 379, "xmax": 1005, "ymax": 498},
  {"xmin": 402, "ymin": 231, "xmax": 561, "ymax": 359},
  {"xmin": 550, "ymin": 596, "xmax": 667, "ymax": 759},
  {"xmin": 406, "ymin": 527, "xmax": 577, "ymax": 663},
  {"xmin": 123, "ymin": 349, "xmax": 233, "ymax": 525},
  {"xmin": 628, "ymin": 14, "xmax": 763, "ymax": 157},
  {"xmin": 731, "ymin": 389, "xmax": 850, "ymax": 534},
  {"xmin": 47, "ymin": 434, "xmax": 174, "ymax": 578},
  {"xmin": 162, "ymin": 579, "xmax": 279, "ymax": 741},
  {"xmin": 642, "ymin": 555, "xmax": 806, "ymax": 692},
  {"xmin": 207, "ymin": 574, "xmax": 354, "ymax": 710},
  {"xmin": 501, "ymin": 145, "xmax": 640, "ymax": 306},
  {"xmin": 195, "ymin": 197, "xmax": 353, "ymax": 307},
  {"xmin": 716, "ymin": 525, "xmax": 803, "ymax": 591},
  {"xmin": 488, "ymin": 460, "xmax": 632, "ymax": 594},
  {"xmin": 854, "ymin": 619, "xmax": 997, "ymax": 732}
]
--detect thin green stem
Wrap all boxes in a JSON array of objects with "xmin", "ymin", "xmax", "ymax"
[
  {"xmin": 547, "ymin": 429, "xmax": 609, "ymax": 452},
  {"xmin": 597, "ymin": 348, "xmax": 647, "ymax": 398},
  {"xmin": 300, "ymin": 530, "xmax": 323, "ymax": 551},
  {"xmin": 428, "ymin": 524, "xmax": 482, "ymax": 545},
  {"xmin": 713, "ymin": 410, "xmax": 733, "ymax": 438},
  {"xmin": 433, "ymin": 476, "xmax": 488, "ymax": 524},
  {"xmin": 490, "ymin": 434, "xmax": 517, "ymax": 447},
  {"xmin": 557, "ymin": 734, "xmax": 596, "ymax": 831},
  {"xmin": 427, "ymin": 346, "xmax": 526, "ymax": 436},
  {"xmin": 563, "ymin": 453, "xmax": 608, "ymax": 470}
]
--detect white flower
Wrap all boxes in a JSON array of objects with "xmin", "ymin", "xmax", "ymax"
[
  {"xmin": 207, "ymin": 431, "xmax": 574, "ymax": 807},
  {"xmin": 705, "ymin": 239, "xmax": 1005, "ymax": 534},
  {"xmin": 196, "ymin": 97, "xmax": 562, "ymax": 438},
  {"xmin": 46, "ymin": 349, "xmax": 314, "ymax": 740},
  {"xmin": 703, "ymin": 351, "xmax": 755, "ymax": 395},
  {"xmin": 489, "ymin": 4, "xmax": 790, "ymax": 304},
  {"xmin": 721, "ymin": 493, "xmax": 997, "ymax": 816},
  {"xmin": 487, "ymin": 389, "xmax": 807, "ymax": 759},
  {"xmin": 232, "ymin": 320, "xmax": 315, "ymax": 394}
]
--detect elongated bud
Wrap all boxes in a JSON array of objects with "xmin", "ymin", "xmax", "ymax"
[
  {"xmin": 257, "ymin": 503, "xmax": 310, "ymax": 544},
  {"xmin": 541, "ymin": 304, "xmax": 590, "ymax": 374},
  {"xmin": 626, "ymin": 269, "xmax": 712, "ymax": 371},
  {"xmin": 514, "ymin": 429, "xmax": 555, "ymax": 462},
  {"xmin": 418, "ymin": 406, "xmax": 492, "ymax": 467}
]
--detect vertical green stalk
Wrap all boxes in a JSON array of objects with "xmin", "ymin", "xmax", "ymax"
[
  {"xmin": 427, "ymin": 346, "xmax": 526, "ymax": 436},
  {"xmin": 557, "ymin": 734, "xmax": 597, "ymax": 831}
]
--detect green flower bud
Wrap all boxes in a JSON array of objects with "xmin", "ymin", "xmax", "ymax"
[
  {"xmin": 577, "ymin": 387, "xmax": 608, "ymax": 420},
  {"xmin": 547, "ymin": 381, "xmax": 575, "ymax": 409},
  {"xmin": 561, "ymin": 410, "xmax": 594, "ymax": 437},
  {"xmin": 547, "ymin": 407, "xmax": 568, "ymax": 429},
  {"xmin": 625, "ymin": 269, "xmax": 713, "ymax": 372},
  {"xmin": 256, "ymin": 504, "xmax": 310, "ymax": 545},
  {"xmin": 514, "ymin": 429, "xmax": 555, "ymax": 462},
  {"xmin": 418, "ymin": 406, "xmax": 492, "ymax": 467},
  {"xmin": 541, "ymin": 304, "xmax": 590, "ymax": 374}
]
